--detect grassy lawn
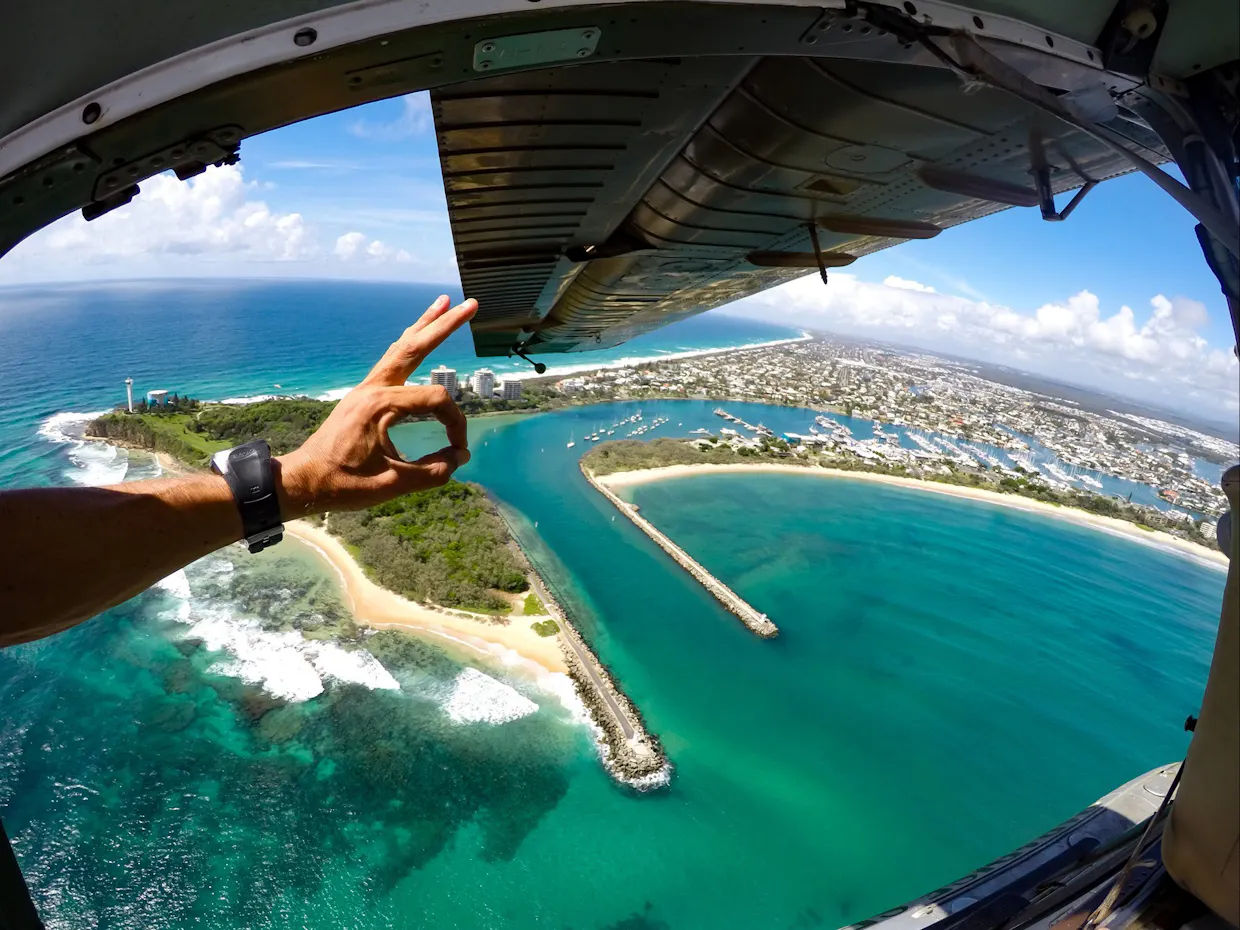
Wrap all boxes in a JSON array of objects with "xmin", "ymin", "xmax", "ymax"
[
  {"xmin": 141, "ymin": 414, "xmax": 231, "ymax": 459},
  {"xmin": 521, "ymin": 592, "xmax": 544, "ymax": 615}
]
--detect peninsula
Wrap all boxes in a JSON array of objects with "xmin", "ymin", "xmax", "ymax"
[
  {"xmin": 581, "ymin": 437, "xmax": 1229, "ymax": 568},
  {"xmin": 85, "ymin": 400, "xmax": 669, "ymax": 787}
]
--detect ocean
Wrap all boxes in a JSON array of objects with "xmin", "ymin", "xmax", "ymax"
[{"xmin": 0, "ymin": 281, "xmax": 1228, "ymax": 929}]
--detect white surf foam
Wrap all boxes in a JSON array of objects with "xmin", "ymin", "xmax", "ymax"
[
  {"xmin": 536, "ymin": 672, "xmax": 592, "ymax": 727},
  {"xmin": 444, "ymin": 667, "xmax": 538, "ymax": 725},
  {"xmin": 38, "ymin": 410, "xmax": 129, "ymax": 486},
  {"xmin": 216, "ymin": 393, "xmax": 282, "ymax": 405},
  {"xmin": 170, "ymin": 597, "xmax": 400, "ymax": 703},
  {"xmin": 156, "ymin": 569, "xmax": 192, "ymax": 600},
  {"xmin": 316, "ymin": 387, "xmax": 353, "ymax": 402},
  {"xmin": 498, "ymin": 332, "xmax": 813, "ymax": 383}
]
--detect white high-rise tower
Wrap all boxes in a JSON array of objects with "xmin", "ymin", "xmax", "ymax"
[
  {"xmin": 471, "ymin": 368, "xmax": 495, "ymax": 398},
  {"xmin": 125, "ymin": 377, "xmax": 134, "ymax": 413},
  {"xmin": 429, "ymin": 365, "xmax": 459, "ymax": 397}
]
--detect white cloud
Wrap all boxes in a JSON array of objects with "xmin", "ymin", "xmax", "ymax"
[
  {"xmin": 19, "ymin": 164, "xmax": 313, "ymax": 263},
  {"xmin": 333, "ymin": 232, "xmax": 412, "ymax": 264},
  {"xmin": 729, "ymin": 274, "xmax": 1239, "ymax": 415},
  {"xmin": 883, "ymin": 275, "xmax": 936, "ymax": 293},
  {"xmin": 266, "ymin": 159, "xmax": 362, "ymax": 171},
  {"xmin": 0, "ymin": 164, "xmax": 434, "ymax": 283},
  {"xmin": 348, "ymin": 93, "xmax": 433, "ymax": 141}
]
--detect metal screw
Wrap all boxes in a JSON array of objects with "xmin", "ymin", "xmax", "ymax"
[
  {"xmin": 478, "ymin": 60, "xmax": 492, "ymax": 69},
  {"xmin": 104, "ymin": 177, "xmax": 118, "ymax": 188},
  {"xmin": 82, "ymin": 102, "xmax": 102, "ymax": 125},
  {"xmin": 480, "ymin": 42, "xmax": 496, "ymax": 53},
  {"xmin": 576, "ymin": 48, "xmax": 591, "ymax": 57},
  {"xmin": 294, "ymin": 27, "xmax": 317, "ymax": 47},
  {"xmin": 581, "ymin": 30, "xmax": 596, "ymax": 40}
]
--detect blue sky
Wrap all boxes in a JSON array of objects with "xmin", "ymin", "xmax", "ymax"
[{"xmin": 3, "ymin": 92, "xmax": 1236, "ymax": 417}]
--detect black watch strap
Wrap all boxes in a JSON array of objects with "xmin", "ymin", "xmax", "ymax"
[{"xmin": 210, "ymin": 439, "xmax": 284, "ymax": 553}]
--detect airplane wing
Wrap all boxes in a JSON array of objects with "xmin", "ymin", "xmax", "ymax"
[{"xmin": 1, "ymin": 1, "xmax": 1236, "ymax": 363}]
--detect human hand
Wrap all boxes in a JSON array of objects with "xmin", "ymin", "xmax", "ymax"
[{"xmin": 276, "ymin": 295, "xmax": 478, "ymax": 517}]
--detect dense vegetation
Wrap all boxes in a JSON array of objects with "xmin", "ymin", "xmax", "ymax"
[
  {"xmin": 583, "ymin": 437, "xmax": 759, "ymax": 475},
  {"xmin": 327, "ymin": 481, "xmax": 529, "ymax": 612},
  {"xmin": 194, "ymin": 399, "xmax": 336, "ymax": 454},
  {"xmin": 86, "ymin": 412, "xmax": 227, "ymax": 465},
  {"xmin": 582, "ymin": 437, "xmax": 1221, "ymax": 549},
  {"xmin": 87, "ymin": 398, "xmax": 337, "ymax": 465}
]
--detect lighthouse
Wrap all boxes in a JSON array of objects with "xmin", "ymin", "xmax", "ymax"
[{"xmin": 125, "ymin": 377, "xmax": 134, "ymax": 413}]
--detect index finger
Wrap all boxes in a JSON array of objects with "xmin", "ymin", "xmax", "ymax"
[
  {"xmin": 385, "ymin": 385, "xmax": 469, "ymax": 451},
  {"xmin": 365, "ymin": 298, "xmax": 478, "ymax": 386}
]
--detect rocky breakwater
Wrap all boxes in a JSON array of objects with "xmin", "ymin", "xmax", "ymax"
[
  {"xmin": 582, "ymin": 466, "xmax": 780, "ymax": 638},
  {"xmin": 492, "ymin": 507, "xmax": 670, "ymax": 788},
  {"xmin": 527, "ymin": 572, "xmax": 669, "ymax": 788}
]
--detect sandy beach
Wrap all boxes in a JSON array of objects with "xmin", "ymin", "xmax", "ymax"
[
  {"xmin": 595, "ymin": 463, "xmax": 1229, "ymax": 569},
  {"xmin": 283, "ymin": 520, "xmax": 568, "ymax": 674}
]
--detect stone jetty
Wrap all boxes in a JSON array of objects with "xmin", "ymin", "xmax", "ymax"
[{"xmin": 582, "ymin": 466, "xmax": 780, "ymax": 638}]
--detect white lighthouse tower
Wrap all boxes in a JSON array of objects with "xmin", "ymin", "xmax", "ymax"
[{"xmin": 125, "ymin": 377, "xmax": 134, "ymax": 413}]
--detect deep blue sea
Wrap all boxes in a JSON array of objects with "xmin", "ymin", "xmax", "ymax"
[{"xmin": 0, "ymin": 280, "xmax": 1228, "ymax": 929}]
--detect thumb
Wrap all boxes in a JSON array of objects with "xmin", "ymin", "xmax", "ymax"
[{"xmin": 393, "ymin": 445, "xmax": 471, "ymax": 492}]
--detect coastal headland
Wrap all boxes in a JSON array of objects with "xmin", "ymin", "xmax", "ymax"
[
  {"xmin": 84, "ymin": 401, "xmax": 670, "ymax": 788},
  {"xmin": 286, "ymin": 519, "xmax": 669, "ymax": 786},
  {"xmin": 582, "ymin": 464, "xmax": 780, "ymax": 637}
]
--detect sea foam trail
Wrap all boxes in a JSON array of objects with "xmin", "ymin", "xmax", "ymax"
[{"xmin": 444, "ymin": 667, "xmax": 538, "ymax": 725}]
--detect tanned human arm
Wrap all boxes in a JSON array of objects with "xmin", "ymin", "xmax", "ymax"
[{"xmin": 0, "ymin": 295, "xmax": 477, "ymax": 646}]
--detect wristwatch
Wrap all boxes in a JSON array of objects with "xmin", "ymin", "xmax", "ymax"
[{"xmin": 210, "ymin": 439, "xmax": 284, "ymax": 553}]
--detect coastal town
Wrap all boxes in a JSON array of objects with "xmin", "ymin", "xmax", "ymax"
[
  {"xmin": 88, "ymin": 331, "xmax": 1235, "ymax": 790},
  {"xmin": 472, "ymin": 336, "xmax": 1236, "ymax": 525}
]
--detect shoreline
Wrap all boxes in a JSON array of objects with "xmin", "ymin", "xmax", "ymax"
[
  {"xmin": 595, "ymin": 463, "xmax": 1229, "ymax": 570},
  {"xmin": 282, "ymin": 520, "xmax": 570, "ymax": 674},
  {"xmin": 213, "ymin": 332, "xmax": 813, "ymax": 404},
  {"xmin": 76, "ymin": 421, "xmax": 669, "ymax": 788},
  {"xmin": 285, "ymin": 519, "xmax": 670, "ymax": 787}
]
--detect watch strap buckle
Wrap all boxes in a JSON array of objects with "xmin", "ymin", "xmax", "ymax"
[{"xmin": 245, "ymin": 524, "xmax": 285, "ymax": 554}]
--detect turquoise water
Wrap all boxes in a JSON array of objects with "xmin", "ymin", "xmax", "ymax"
[
  {"xmin": 0, "ymin": 279, "xmax": 799, "ymax": 488},
  {"xmin": 0, "ymin": 284, "xmax": 1229, "ymax": 928}
]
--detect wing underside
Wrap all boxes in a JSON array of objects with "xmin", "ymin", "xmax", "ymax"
[{"xmin": 435, "ymin": 46, "xmax": 1163, "ymax": 358}]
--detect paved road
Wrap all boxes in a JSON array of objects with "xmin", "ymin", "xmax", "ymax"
[{"xmin": 528, "ymin": 573, "xmax": 636, "ymax": 741}]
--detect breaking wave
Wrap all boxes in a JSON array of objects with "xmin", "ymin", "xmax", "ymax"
[
  {"xmin": 444, "ymin": 667, "xmax": 538, "ymax": 725},
  {"xmin": 155, "ymin": 564, "xmax": 400, "ymax": 703},
  {"xmin": 37, "ymin": 410, "xmax": 138, "ymax": 486}
]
